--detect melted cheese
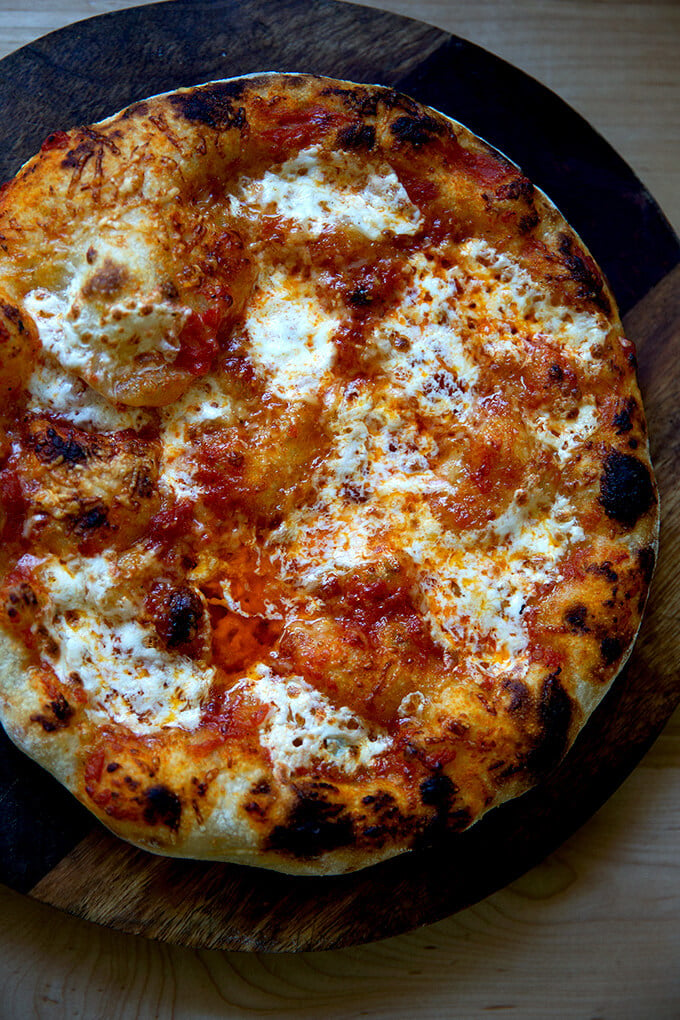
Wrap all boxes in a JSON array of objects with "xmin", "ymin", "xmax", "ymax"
[
  {"xmin": 245, "ymin": 268, "xmax": 339, "ymax": 401},
  {"xmin": 24, "ymin": 286, "xmax": 188, "ymax": 394},
  {"xmin": 373, "ymin": 253, "xmax": 479, "ymax": 415},
  {"xmin": 243, "ymin": 664, "xmax": 390, "ymax": 773},
  {"xmin": 233, "ymin": 145, "xmax": 421, "ymax": 239},
  {"xmin": 458, "ymin": 239, "xmax": 606, "ymax": 361},
  {"xmin": 35, "ymin": 553, "xmax": 212, "ymax": 735},
  {"xmin": 27, "ymin": 357, "xmax": 151, "ymax": 431},
  {"xmin": 532, "ymin": 401, "xmax": 600, "ymax": 464},
  {"xmin": 50, "ymin": 614, "xmax": 211, "ymax": 734}
]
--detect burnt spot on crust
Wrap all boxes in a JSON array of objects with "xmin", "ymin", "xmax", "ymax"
[
  {"xmin": 336, "ymin": 123, "xmax": 376, "ymax": 151},
  {"xmin": 143, "ymin": 784, "xmax": 182, "ymax": 831},
  {"xmin": 34, "ymin": 427, "xmax": 90, "ymax": 466},
  {"xmin": 266, "ymin": 784, "xmax": 354, "ymax": 859},
  {"xmin": 565, "ymin": 603, "xmax": 589, "ymax": 633},
  {"xmin": 168, "ymin": 83, "xmax": 247, "ymax": 131},
  {"xmin": 527, "ymin": 669, "xmax": 573, "ymax": 776},
  {"xmin": 502, "ymin": 677, "xmax": 531, "ymax": 714},
  {"xmin": 599, "ymin": 450, "xmax": 655, "ymax": 528},
  {"xmin": 600, "ymin": 635, "xmax": 624, "ymax": 665},
  {"xmin": 414, "ymin": 772, "xmax": 469, "ymax": 849},
  {"xmin": 495, "ymin": 176, "xmax": 534, "ymax": 203},
  {"xmin": 519, "ymin": 211, "xmax": 540, "ymax": 234},
  {"xmin": 588, "ymin": 560, "xmax": 619, "ymax": 585},
  {"xmin": 390, "ymin": 113, "xmax": 444, "ymax": 148},
  {"xmin": 420, "ymin": 772, "xmax": 456, "ymax": 807},
  {"xmin": 121, "ymin": 100, "xmax": 150, "ymax": 120},
  {"xmin": 557, "ymin": 233, "xmax": 611, "ymax": 313},
  {"xmin": 320, "ymin": 86, "xmax": 380, "ymax": 117},
  {"xmin": 613, "ymin": 397, "xmax": 637, "ymax": 435},
  {"xmin": 355, "ymin": 790, "xmax": 409, "ymax": 849},
  {"xmin": 30, "ymin": 693, "xmax": 74, "ymax": 733},
  {"xmin": 243, "ymin": 776, "xmax": 272, "ymax": 820},
  {"xmin": 491, "ymin": 176, "xmax": 538, "ymax": 234}
]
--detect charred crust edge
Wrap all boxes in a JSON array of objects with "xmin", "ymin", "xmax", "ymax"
[
  {"xmin": 143, "ymin": 784, "xmax": 182, "ymax": 831},
  {"xmin": 390, "ymin": 113, "xmax": 445, "ymax": 148},
  {"xmin": 266, "ymin": 785, "xmax": 354, "ymax": 859},
  {"xmin": 638, "ymin": 546, "xmax": 656, "ymax": 588},
  {"xmin": 414, "ymin": 772, "xmax": 470, "ymax": 849},
  {"xmin": 168, "ymin": 83, "xmax": 248, "ymax": 131},
  {"xmin": 526, "ymin": 669, "xmax": 573, "ymax": 777},
  {"xmin": 600, "ymin": 635, "xmax": 624, "ymax": 665},
  {"xmin": 558, "ymin": 233, "xmax": 611, "ymax": 314},
  {"xmin": 336, "ymin": 123, "xmax": 376, "ymax": 151},
  {"xmin": 599, "ymin": 450, "xmax": 655, "ymax": 528}
]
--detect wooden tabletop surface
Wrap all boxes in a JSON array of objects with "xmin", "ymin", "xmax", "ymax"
[{"xmin": 0, "ymin": 1, "xmax": 678, "ymax": 1017}]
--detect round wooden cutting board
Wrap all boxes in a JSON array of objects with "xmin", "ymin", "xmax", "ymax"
[{"xmin": 0, "ymin": 0, "xmax": 678, "ymax": 953}]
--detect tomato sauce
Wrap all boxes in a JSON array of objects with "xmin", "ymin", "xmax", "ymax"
[
  {"xmin": 40, "ymin": 130, "xmax": 70, "ymax": 154},
  {"xmin": 0, "ymin": 465, "xmax": 26, "ymax": 545},
  {"xmin": 259, "ymin": 105, "xmax": 343, "ymax": 158}
]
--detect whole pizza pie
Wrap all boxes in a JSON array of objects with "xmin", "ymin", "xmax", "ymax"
[{"xmin": 0, "ymin": 74, "xmax": 658, "ymax": 874}]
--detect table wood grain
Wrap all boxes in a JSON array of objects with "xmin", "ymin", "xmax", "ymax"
[{"xmin": 0, "ymin": 1, "xmax": 678, "ymax": 1016}]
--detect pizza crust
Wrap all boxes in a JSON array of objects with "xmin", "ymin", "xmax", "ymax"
[{"xmin": 0, "ymin": 74, "xmax": 659, "ymax": 874}]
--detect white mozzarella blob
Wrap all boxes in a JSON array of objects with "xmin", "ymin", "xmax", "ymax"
[
  {"xmin": 532, "ymin": 401, "xmax": 600, "ymax": 464},
  {"xmin": 245, "ymin": 268, "xmax": 339, "ymax": 401},
  {"xmin": 242, "ymin": 664, "xmax": 390, "ymax": 773},
  {"xmin": 233, "ymin": 145, "xmax": 421, "ymax": 240},
  {"xmin": 458, "ymin": 238, "xmax": 607, "ymax": 361},
  {"xmin": 373, "ymin": 253, "xmax": 479, "ymax": 416},
  {"xmin": 36, "ymin": 554, "xmax": 212, "ymax": 735},
  {"xmin": 24, "ymin": 286, "xmax": 188, "ymax": 395},
  {"xmin": 27, "ymin": 358, "xmax": 150, "ymax": 431}
]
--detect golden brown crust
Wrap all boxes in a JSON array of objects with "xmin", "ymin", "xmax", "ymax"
[{"xmin": 0, "ymin": 74, "xmax": 659, "ymax": 875}]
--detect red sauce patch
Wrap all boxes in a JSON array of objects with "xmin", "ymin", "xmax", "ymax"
[
  {"xmin": 202, "ymin": 684, "xmax": 270, "ymax": 746},
  {"xmin": 260, "ymin": 104, "xmax": 343, "ymax": 158},
  {"xmin": 211, "ymin": 606, "xmax": 283, "ymax": 674},
  {"xmin": 40, "ymin": 130, "xmax": 70, "ymax": 153},
  {"xmin": 176, "ymin": 311, "xmax": 220, "ymax": 376},
  {"xmin": 444, "ymin": 135, "xmax": 512, "ymax": 188},
  {"xmin": 145, "ymin": 497, "xmax": 196, "ymax": 552},
  {"xmin": 396, "ymin": 169, "xmax": 439, "ymax": 209},
  {"xmin": 0, "ymin": 465, "xmax": 26, "ymax": 544},
  {"xmin": 84, "ymin": 747, "xmax": 106, "ymax": 788}
]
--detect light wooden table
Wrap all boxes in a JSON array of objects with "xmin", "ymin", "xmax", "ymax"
[{"xmin": 0, "ymin": 2, "xmax": 678, "ymax": 1017}]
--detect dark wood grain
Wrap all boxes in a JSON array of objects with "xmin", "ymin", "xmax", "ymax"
[{"xmin": 1, "ymin": 0, "xmax": 679, "ymax": 952}]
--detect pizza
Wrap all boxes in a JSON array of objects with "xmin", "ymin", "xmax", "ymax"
[{"xmin": 0, "ymin": 74, "xmax": 658, "ymax": 874}]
